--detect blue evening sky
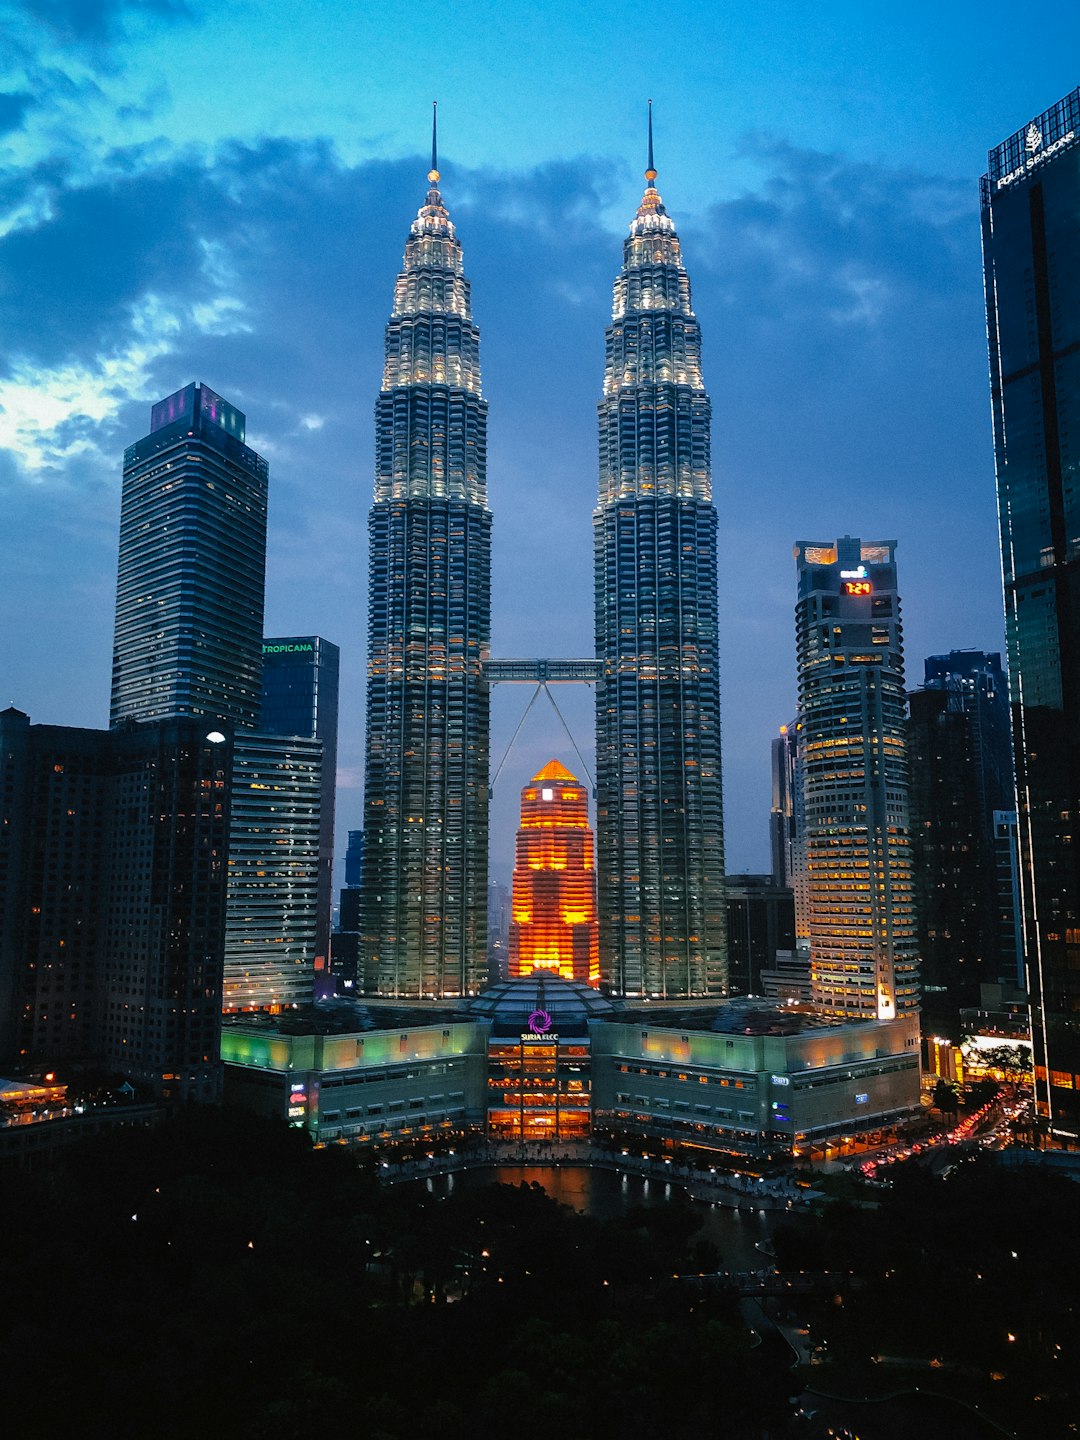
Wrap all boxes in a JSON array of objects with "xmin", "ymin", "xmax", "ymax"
[{"xmin": 2, "ymin": 0, "xmax": 1079, "ymax": 881}]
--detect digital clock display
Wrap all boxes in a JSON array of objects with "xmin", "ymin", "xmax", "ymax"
[{"xmin": 842, "ymin": 580, "xmax": 872, "ymax": 596}]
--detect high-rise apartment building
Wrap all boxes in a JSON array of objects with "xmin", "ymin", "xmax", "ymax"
[
  {"xmin": 508, "ymin": 760, "xmax": 599, "ymax": 986},
  {"xmin": 982, "ymin": 89, "xmax": 1080, "ymax": 1137},
  {"xmin": 594, "ymin": 112, "xmax": 726, "ymax": 997},
  {"xmin": 110, "ymin": 382, "xmax": 268, "ymax": 729},
  {"xmin": 222, "ymin": 732, "xmax": 322, "ymax": 1013},
  {"xmin": 0, "ymin": 707, "xmax": 234, "ymax": 1102},
  {"xmin": 908, "ymin": 651, "xmax": 1017, "ymax": 1010},
  {"xmin": 794, "ymin": 537, "xmax": 918, "ymax": 1020},
  {"xmin": 261, "ymin": 636, "xmax": 340, "ymax": 964},
  {"xmin": 362, "ymin": 124, "xmax": 491, "ymax": 997}
]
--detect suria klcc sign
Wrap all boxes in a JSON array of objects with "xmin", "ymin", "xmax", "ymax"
[{"xmin": 521, "ymin": 1008, "xmax": 556, "ymax": 1042}]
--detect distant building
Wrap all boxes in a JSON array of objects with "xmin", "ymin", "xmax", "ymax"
[
  {"xmin": 982, "ymin": 89, "xmax": 1080, "ymax": 1139},
  {"xmin": 487, "ymin": 878, "xmax": 511, "ymax": 985},
  {"xmin": 724, "ymin": 875, "xmax": 796, "ymax": 995},
  {"xmin": 333, "ymin": 831, "xmax": 363, "ymax": 993},
  {"xmin": 343, "ymin": 829, "xmax": 364, "ymax": 889},
  {"xmin": 110, "ymin": 382, "xmax": 267, "ymax": 730},
  {"xmin": 908, "ymin": 651, "xmax": 1018, "ymax": 1010},
  {"xmin": 794, "ymin": 537, "xmax": 918, "ymax": 1021},
  {"xmin": 507, "ymin": 761, "xmax": 599, "ymax": 986},
  {"xmin": 769, "ymin": 724, "xmax": 799, "ymax": 890},
  {"xmin": 260, "ymin": 635, "xmax": 340, "ymax": 967},
  {"xmin": 760, "ymin": 949, "xmax": 814, "ymax": 1005}
]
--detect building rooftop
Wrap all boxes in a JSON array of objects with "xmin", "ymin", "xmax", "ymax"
[
  {"xmin": 618, "ymin": 996, "xmax": 856, "ymax": 1036},
  {"xmin": 459, "ymin": 973, "xmax": 618, "ymax": 1036}
]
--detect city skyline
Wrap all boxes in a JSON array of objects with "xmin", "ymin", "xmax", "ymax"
[{"xmin": 4, "ymin": 4, "xmax": 1080, "ymax": 881}]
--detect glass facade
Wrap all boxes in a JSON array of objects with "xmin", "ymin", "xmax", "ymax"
[
  {"xmin": 907, "ymin": 651, "xmax": 1017, "ymax": 1008},
  {"xmin": 794, "ymin": 538, "xmax": 918, "ymax": 1021},
  {"xmin": 982, "ymin": 90, "xmax": 1080, "ymax": 1137},
  {"xmin": 260, "ymin": 636, "xmax": 340, "ymax": 965},
  {"xmin": 508, "ymin": 759, "xmax": 599, "ymax": 985},
  {"xmin": 110, "ymin": 383, "xmax": 268, "ymax": 729},
  {"xmin": 222, "ymin": 732, "xmax": 322, "ymax": 1013},
  {"xmin": 362, "ymin": 154, "xmax": 491, "ymax": 997},
  {"xmin": 593, "ymin": 134, "xmax": 727, "ymax": 997}
]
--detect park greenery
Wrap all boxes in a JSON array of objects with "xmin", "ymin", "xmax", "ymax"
[{"xmin": 1, "ymin": 1109, "xmax": 1075, "ymax": 1439}]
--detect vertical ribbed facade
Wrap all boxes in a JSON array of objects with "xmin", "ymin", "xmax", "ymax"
[
  {"xmin": 110, "ymin": 383, "xmax": 267, "ymax": 730},
  {"xmin": 362, "ymin": 161, "xmax": 491, "ymax": 997},
  {"xmin": 794, "ymin": 537, "xmax": 919, "ymax": 1021},
  {"xmin": 594, "ymin": 153, "xmax": 727, "ymax": 996},
  {"xmin": 982, "ymin": 90, "xmax": 1080, "ymax": 1139}
]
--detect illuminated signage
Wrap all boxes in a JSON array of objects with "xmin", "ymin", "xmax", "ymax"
[
  {"xmin": 263, "ymin": 642, "xmax": 314, "ymax": 654},
  {"xmin": 770, "ymin": 1075, "xmax": 790, "ymax": 1086},
  {"xmin": 843, "ymin": 580, "xmax": 872, "ymax": 596},
  {"xmin": 855, "ymin": 1093, "xmax": 869, "ymax": 1104},
  {"xmin": 528, "ymin": 1009, "xmax": 552, "ymax": 1034},
  {"xmin": 840, "ymin": 565, "xmax": 868, "ymax": 580}
]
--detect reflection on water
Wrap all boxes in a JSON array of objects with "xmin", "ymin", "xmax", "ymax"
[{"xmin": 419, "ymin": 1164, "xmax": 775, "ymax": 1272}]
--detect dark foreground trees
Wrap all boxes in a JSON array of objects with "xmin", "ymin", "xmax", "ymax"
[{"xmin": 0, "ymin": 1111, "xmax": 790, "ymax": 1440}]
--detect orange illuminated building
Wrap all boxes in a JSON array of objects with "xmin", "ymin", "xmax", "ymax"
[{"xmin": 508, "ymin": 760, "xmax": 600, "ymax": 986}]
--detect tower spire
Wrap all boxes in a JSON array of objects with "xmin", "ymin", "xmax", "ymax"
[
  {"xmin": 645, "ymin": 98, "xmax": 656, "ymax": 185},
  {"xmin": 428, "ymin": 100, "xmax": 439, "ymax": 185}
]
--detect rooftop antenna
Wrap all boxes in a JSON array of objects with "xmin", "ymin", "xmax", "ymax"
[
  {"xmin": 645, "ymin": 98, "xmax": 656, "ymax": 184},
  {"xmin": 428, "ymin": 100, "xmax": 439, "ymax": 184}
]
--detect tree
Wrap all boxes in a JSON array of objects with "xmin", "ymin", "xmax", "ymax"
[{"xmin": 931, "ymin": 1078, "xmax": 960, "ymax": 1119}]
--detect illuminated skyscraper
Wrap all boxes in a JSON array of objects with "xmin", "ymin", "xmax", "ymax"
[
  {"xmin": 110, "ymin": 383, "xmax": 267, "ymax": 729},
  {"xmin": 594, "ymin": 108, "xmax": 726, "ymax": 996},
  {"xmin": 794, "ymin": 537, "xmax": 918, "ymax": 1021},
  {"xmin": 362, "ymin": 113, "xmax": 491, "ymax": 996},
  {"xmin": 982, "ymin": 90, "xmax": 1080, "ymax": 1139},
  {"xmin": 261, "ymin": 636, "xmax": 340, "ymax": 966},
  {"xmin": 508, "ymin": 760, "xmax": 599, "ymax": 986},
  {"xmin": 222, "ymin": 731, "xmax": 322, "ymax": 1013}
]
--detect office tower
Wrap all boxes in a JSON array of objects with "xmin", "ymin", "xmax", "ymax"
[
  {"xmin": 487, "ymin": 878, "xmax": 511, "ymax": 984},
  {"xmin": 724, "ymin": 875, "xmax": 796, "ymax": 995},
  {"xmin": 362, "ymin": 118, "xmax": 491, "ymax": 997},
  {"xmin": 222, "ymin": 733, "xmax": 322, "ymax": 1012},
  {"xmin": 332, "ymin": 831, "xmax": 364, "ymax": 993},
  {"xmin": 982, "ymin": 89, "xmax": 1080, "ymax": 1138},
  {"xmin": 794, "ymin": 537, "xmax": 918, "ymax": 1020},
  {"xmin": 260, "ymin": 635, "xmax": 340, "ymax": 965},
  {"xmin": 507, "ymin": 760, "xmax": 599, "ymax": 985},
  {"xmin": 593, "ymin": 109, "xmax": 726, "ymax": 997},
  {"xmin": 908, "ymin": 651, "xmax": 1017, "ymax": 1010},
  {"xmin": 0, "ymin": 707, "xmax": 234, "ymax": 1102},
  {"xmin": 110, "ymin": 382, "xmax": 268, "ymax": 729},
  {"xmin": 769, "ymin": 723, "xmax": 799, "ymax": 890},
  {"xmin": 343, "ymin": 829, "xmax": 364, "ymax": 889}
]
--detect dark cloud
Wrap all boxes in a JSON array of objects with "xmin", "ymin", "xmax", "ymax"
[
  {"xmin": 0, "ymin": 133, "xmax": 1003, "ymax": 874},
  {"xmin": 0, "ymin": 91, "xmax": 33, "ymax": 134},
  {"xmin": 12, "ymin": 0, "xmax": 195, "ymax": 44}
]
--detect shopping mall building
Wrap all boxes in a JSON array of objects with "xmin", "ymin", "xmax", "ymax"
[{"xmin": 222, "ymin": 974, "xmax": 920, "ymax": 1157}]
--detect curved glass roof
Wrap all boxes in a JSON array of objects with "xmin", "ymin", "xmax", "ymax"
[{"xmin": 460, "ymin": 973, "xmax": 619, "ymax": 1036}]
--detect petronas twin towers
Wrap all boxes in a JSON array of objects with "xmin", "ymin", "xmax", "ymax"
[{"xmin": 362, "ymin": 111, "xmax": 726, "ymax": 998}]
